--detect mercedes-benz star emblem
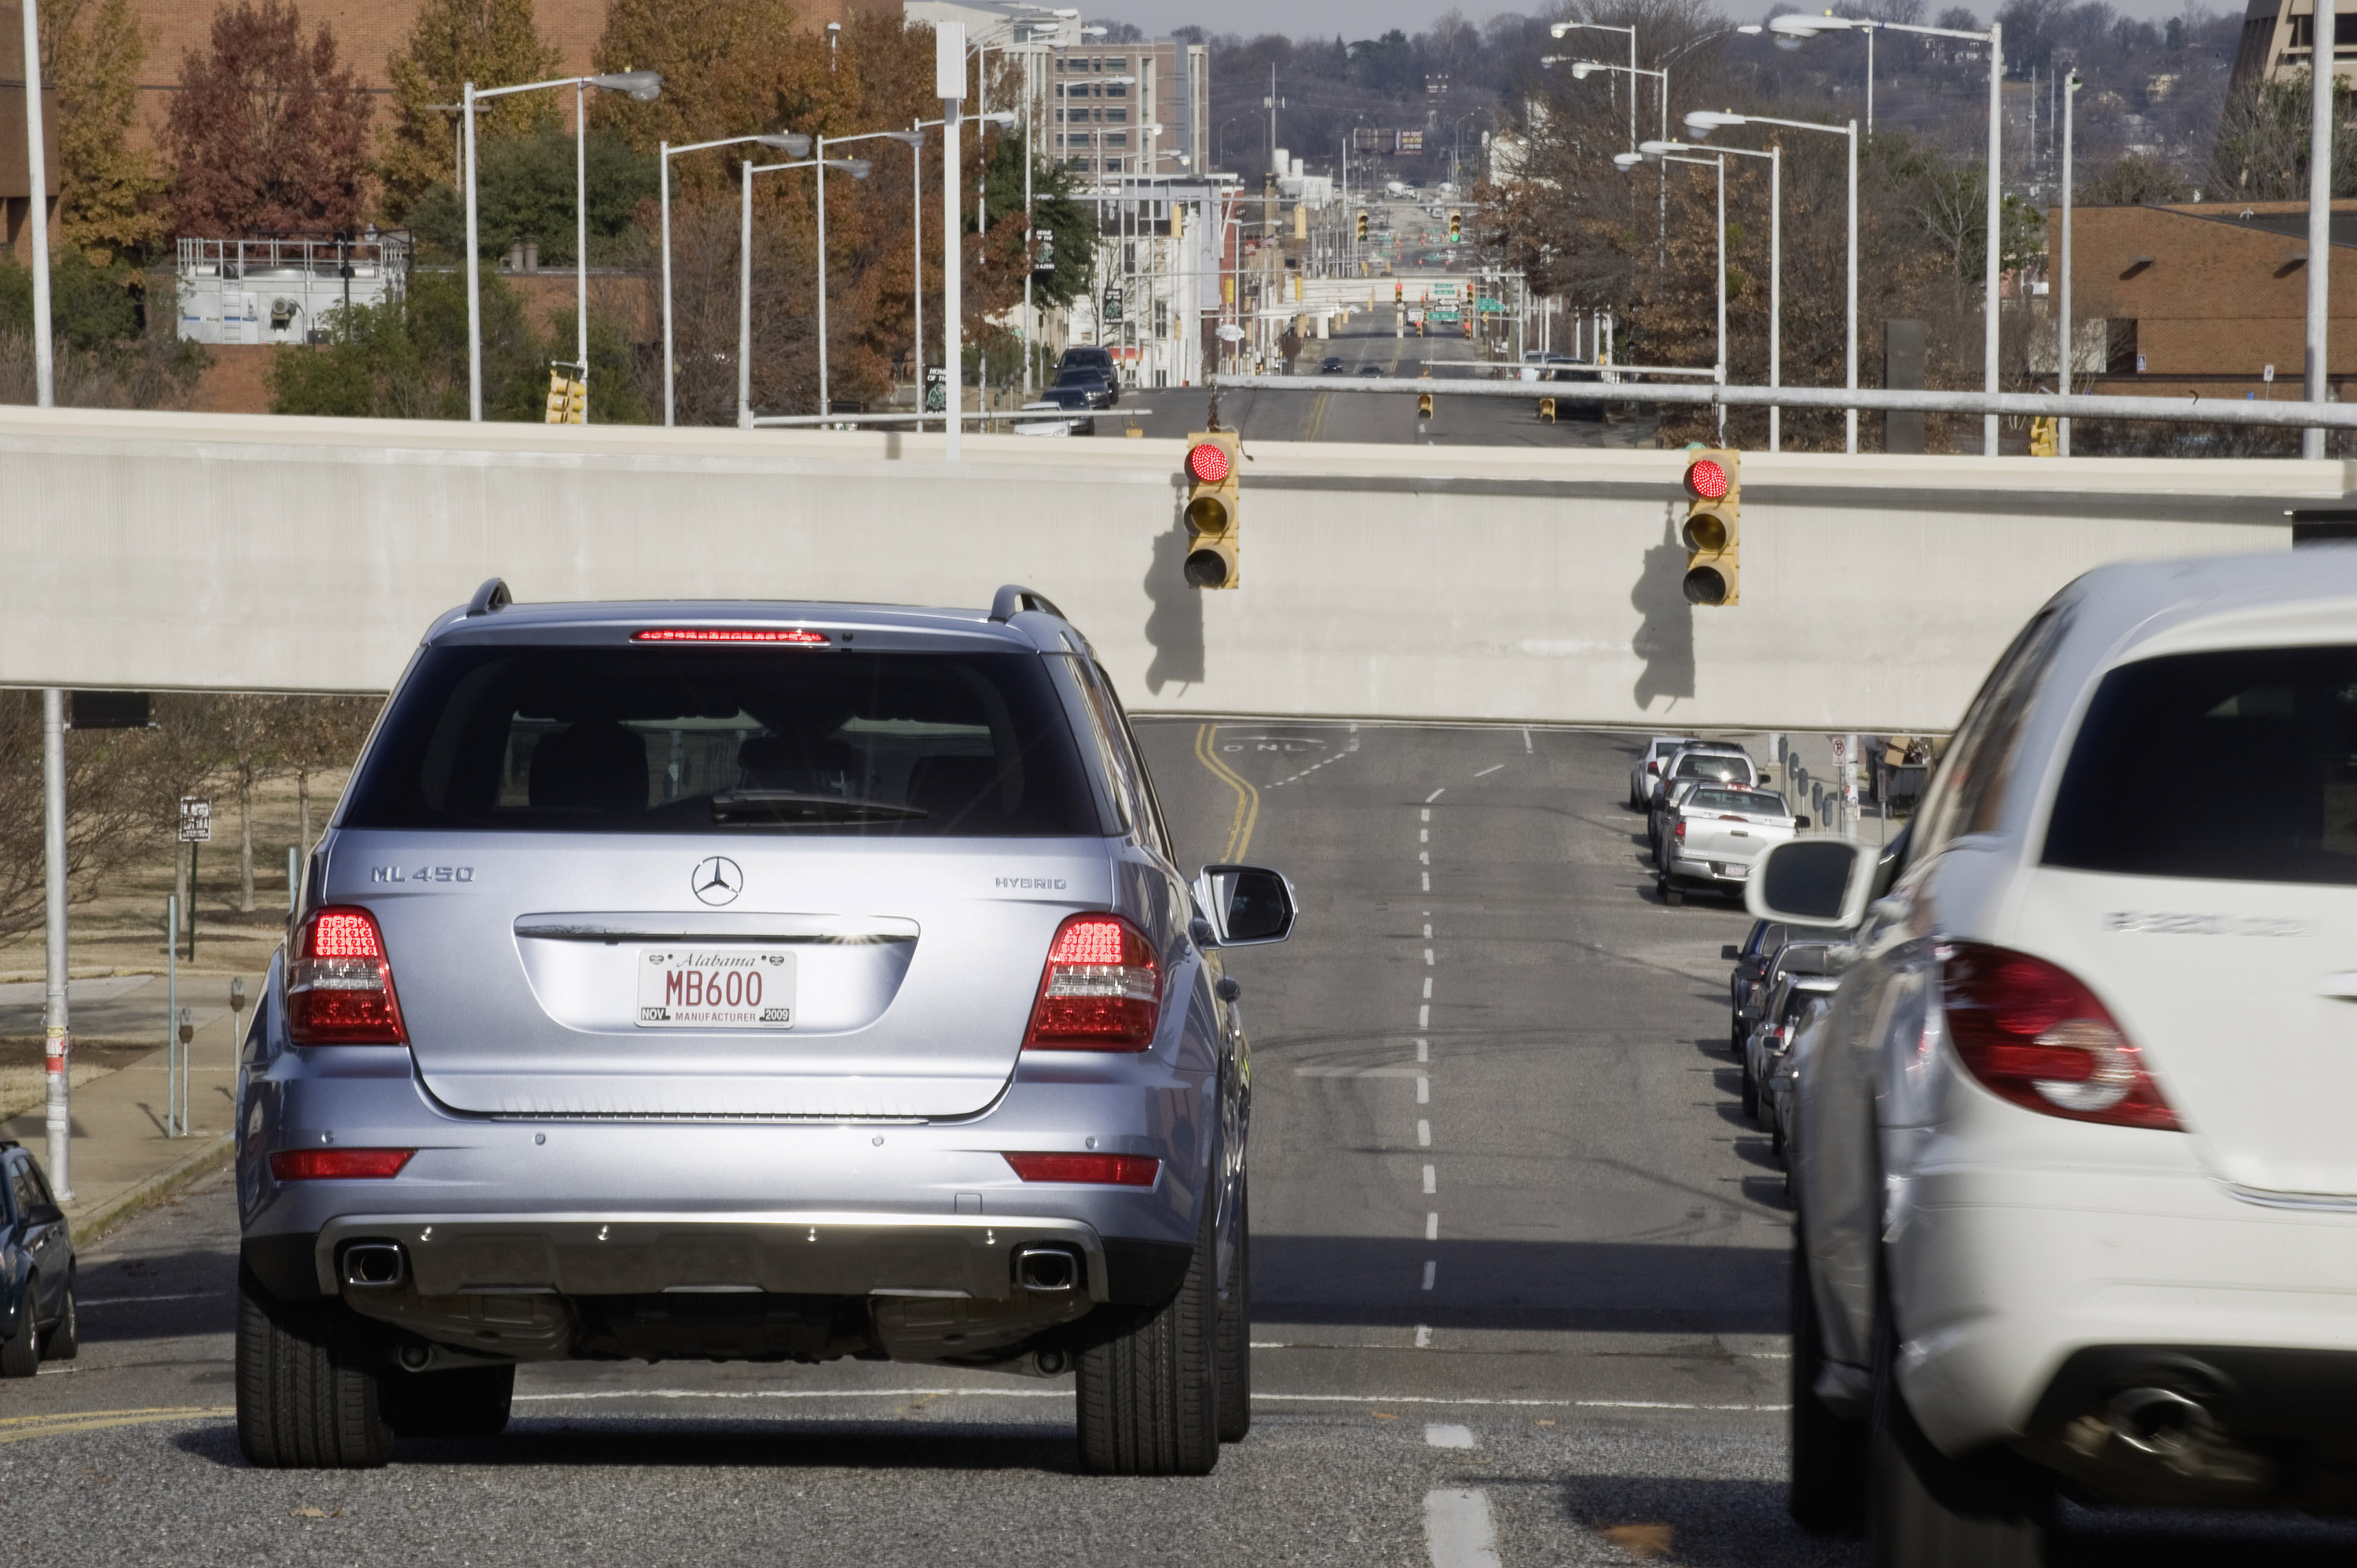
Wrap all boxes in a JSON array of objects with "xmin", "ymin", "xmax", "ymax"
[{"xmin": 691, "ymin": 855, "xmax": 743, "ymax": 906}]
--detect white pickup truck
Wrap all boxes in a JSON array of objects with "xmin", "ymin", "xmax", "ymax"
[{"xmin": 1659, "ymin": 784, "xmax": 1805, "ymax": 906}]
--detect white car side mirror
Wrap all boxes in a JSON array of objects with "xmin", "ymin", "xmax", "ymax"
[{"xmin": 1746, "ymin": 838, "xmax": 1875, "ymax": 929}]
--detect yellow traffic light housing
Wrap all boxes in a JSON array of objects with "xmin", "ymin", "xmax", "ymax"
[
  {"xmin": 1681, "ymin": 449, "xmax": 1740, "ymax": 606},
  {"xmin": 2029, "ymin": 416, "xmax": 2058, "ymax": 456},
  {"xmin": 1356, "ymin": 208, "xmax": 1369, "ymax": 240},
  {"xmin": 1182, "ymin": 432, "xmax": 1241, "ymax": 590},
  {"xmin": 1447, "ymin": 210, "xmax": 1461, "ymax": 244},
  {"xmin": 1538, "ymin": 397, "xmax": 1556, "ymax": 423},
  {"xmin": 544, "ymin": 367, "xmax": 586, "ymax": 425},
  {"xmin": 1417, "ymin": 392, "xmax": 1434, "ymax": 419}
]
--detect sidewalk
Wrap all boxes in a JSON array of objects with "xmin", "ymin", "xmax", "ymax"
[{"xmin": 0, "ymin": 973, "xmax": 254, "ymax": 1241}]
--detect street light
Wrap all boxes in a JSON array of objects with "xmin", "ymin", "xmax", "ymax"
[
  {"xmin": 739, "ymin": 156, "xmax": 870, "ymax": 428},
  {"xmin": 2060, "ymin": 71, "xmax": 2081, "ymax": 456},
  {"xmin": 1636, "ymin": 139, "xmax": 1728, "ymax": 439},
  {"xmin": 913, "ymin": 109, "xmax": 1016, "ymax": 408},
  {"xmin": 1545, "ymin": 55, "xmax": 1670, "ymax": 265},
  {"xmin": 464, "ymin": 70, "xmax": 663, "ymax": 423},
  {"xmin": 660, "ymin": 131, "xmax": 809, "ymax": 426},
  {"xmin": 812, "ymin": 128, "xmax": 924, "ymax": 413},
  {"xmin": 1550, "ymin": 19, "xmax": 1639, "ymax": 152},
  {"xmin": 1753, "ymin": 13, "xmax": 2003, "ymax": 454},
  {"xmin": 1687, "ymin": 108, "xmax": 1857, "ymax": 454}
]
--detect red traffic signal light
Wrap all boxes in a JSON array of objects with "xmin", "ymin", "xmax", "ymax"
[
  {"xmin": 1684, "ymin": 457, "xmax": 1731, "ymax": 500},
  {"xmin": 1186, "ymin": 441, "xmax": 1232, "ymax": 484}
]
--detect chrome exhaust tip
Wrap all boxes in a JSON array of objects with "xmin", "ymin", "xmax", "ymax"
[
  {"xmin": 343, "ymin": 1242, "xmax": 407, "ymax": 1288},
  {"xmin": 2107, "ymin": 1386, "xmax": 2213, "ymax": 1458},
  {"xmin": 1015, "ymin": 1245, "xmax": 1080, "ymax": 1293}
]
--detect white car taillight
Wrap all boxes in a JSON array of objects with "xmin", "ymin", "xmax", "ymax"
[
  {"xmin": 1941, "ymin": 943, "xmax": 2180, "ymax": 1130},
  {"xmin": 288, "ymin": 906, "xmax": 408, "ymax": 1046},
  {"xmin": 1023, "ymin": 914, "xmax": 1160, "ymax": 1051}
]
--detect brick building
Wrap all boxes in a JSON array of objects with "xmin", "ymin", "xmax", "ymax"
[{"xmin": 2043, "ymin": 200, "xmax": 2357, "ymax": 401}]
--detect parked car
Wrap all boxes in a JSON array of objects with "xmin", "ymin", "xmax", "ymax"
[
  {"xmin": 1743, "ymin": 943, "xmax": 1836, "ymax": 1129},
  {"xmin": 1648, "ymin": 775, "xmax": 1706, "ymax": 870},
  {"xmin": 0, "ymin": 1142, "xmax": 74, "ymax": 1376},
  {"xmin": 1650, "ymin": 745, "xmax": 1756, "ymax": 810},
  {"xmin": 1763, "ymin": 548, "xmax": 2357, "ymax": 1559},
  {"xmin": 1630, "ymin": 735, "xmax": 1707, "ymax": 811},
  {"xmin": 235, "ymin": 581, "xmax": 1296, "ymax": 1475},
  {"xmin": 1659, "ymin": 784, "xmax": 1799, "ymax": 905},
  {"xmin": 1722, "ymin": 919, "xmax": 1842, "ymax": 1049},
  {"xmin": 1765, "ymin": 987, "xmax": 1837, "ymax": 1169}
]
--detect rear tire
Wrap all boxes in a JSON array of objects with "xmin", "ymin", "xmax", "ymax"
[
  {"xmin": 1788, "ymin": 1235, "xmax": 1865, "ymax": 1533},
  {"xmin": 1866, "ymin": 1294, "xmax": 2051, "ymax": 1566},
  {"xmin": 0, "ymin": 1277, "xmax": 39, "ymax": 1378},
  {"xmin": 1076, "ymin": 1206, "xmax": 1220, "ymax": 1475},
  {"xmin": 236, "ymin": 1261, "xmax": 393, "ymax": 1469},
  {"xmin": 383, "ymin": 1362, "xmax": 514, "ymax": 1439},
  {"xmin": 1215, "ymin": 1180, "xmax": 1252, "ymax": 1444},
  {"xmin": 40, "ymin": 1278, "xmax": 76, "ymax": 1361}
]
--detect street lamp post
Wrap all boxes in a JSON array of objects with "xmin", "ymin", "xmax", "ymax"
[
  {"xmin": 816, "ymin": 127, "xmax": 928, "ymax": 414},
  {"xmin": 1687, "ymin": 109, "xmax": 1857, "ymax": 453},
  {"xmin": 1758, "ymin": 14, "xmax": 2002, "ymax": 453},
  {"xmin": 464, "ymin": 69, "xmax": 661, "ymax": 423},
  {"xmin": 913, "ymin": 110, "xmax": 1015, "ymax": 415},
  {"xmin": 1630, "ymin": 143, "xmax": 1728, "ymax": 440},
  {"xmin": 1548, "ymin": 56, "xmax": 1670, "ymax": 269},
  {"xmin": 1550, "ymin": 20, "xmax": 1639, "ymax": 154},
  {"xmin": 738, "ymin": 155, "xmax": 870, "ymax": 428},
  {"xmin": 2060, "ymin": 71, "xmax": 2080, "ymax": 456},
  {"xmin": 1657, "ymin": 133, "xmax": 1781, "ymax": 450},
  {"xmin": 661, "ymin": 131, "xmax": 808, "ymax": 426}
]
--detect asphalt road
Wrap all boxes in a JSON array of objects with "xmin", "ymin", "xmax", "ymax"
[
  {"xmin": 1095, "ymin": 300, "xmax": 1659, "ymax": 449},
  {"xmin": 13, "ymin": 725, "xmax": 2355, "ymax": 1565}
]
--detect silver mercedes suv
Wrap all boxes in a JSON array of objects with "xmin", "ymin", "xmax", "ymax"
[{"xmin": 234, "ymin": 582, "xmax": 1292, "ymax": 1475}]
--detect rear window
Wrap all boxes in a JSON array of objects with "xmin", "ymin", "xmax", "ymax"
[
  {"xmin": 2045, "ymin": 645, "xmax": 2357, "ymax": 884},
  {"xmin": 1673, "ymin": 753, "xmax": 1752, "ymax": 782},
  {"xmin": 1690, "ymin": 788, "xmax": 1784, "ymax": 815},
  {"xmin": 340, "ymin": 645, "xmax": 1103, "ymax": 837}
]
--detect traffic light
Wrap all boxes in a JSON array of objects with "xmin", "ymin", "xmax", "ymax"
[
  {"xmin": 1681, "ymin": 449, "xmax": 1740, "ymax": 606},
  {"xmin": 1182, "ymin": 432, "xmax": 1241, "ymax": 589},
  {"xmin": 544, "ymin": 368, "xmax": 585, "ymax": 425},
  {"xmin": 1417, "ymin": 392, "xmax": 1434, "ymax": 419},
  {"xmin": 2029, "ymin": 416, "xmax": 2058, "ymax": 456},
  {"xmin": 1394, "ymin": 280, "xmax": 1403, "ymax": 302},
  {"xmin": 1447, "ymin": 210, "xmax": 1462, "ymax": 244},
  {"xmin": 1538, "ymin": 397, "xmax": 1556, "ymax": 423},
  {"xmin": 1356, "ymin": 208, "xmax": 1369, "ymax": 240}
]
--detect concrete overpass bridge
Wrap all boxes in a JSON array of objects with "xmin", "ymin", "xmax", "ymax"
[{"xmin": 0, "ymin": 405, "xmax": 2341, "ymax": 732}]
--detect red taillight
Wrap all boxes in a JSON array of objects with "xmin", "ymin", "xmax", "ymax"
[
  {"xmin": 631, "ymin": 627, "xmax": 828, "ymax": 645},
  {"xmin": 1673, "ymin": 820, "xmax": 1687, "ymax": 841},
  {"xmin": 1004, "ymin": 1152, "xmax": 1160, "ymax": 1186},
  {"xmin": 1185, "ymin": 441, "xmax": 1231, "ymax": 483},
  {"xmin": 288, "ymin": 905, "xmax": 407, "ymax": 1046},
  {"xmin": 1941, "ymin": 943, "xmax": 2181, "ymax": 1130},
  {"xmin": 1023, "ymin": 914, "xmax": 1160, "ymax": 1050},
  {"xmin": 1685, "ymin": 457, "xmax": 1731, "ymax": 499},
  {"xmin": 269, "ymin": 1148, "xmax": 414, "ymax": 1181}
]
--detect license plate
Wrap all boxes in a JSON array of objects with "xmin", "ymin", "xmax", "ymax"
[{"xmin": 636, "ymin": 947, "xmax": 794, "ymax": 1028}]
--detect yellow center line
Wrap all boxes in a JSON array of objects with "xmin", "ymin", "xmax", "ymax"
[
  {"xmin": 1193, "ymin": 724, "xmax": 1261, "ymax": 863},
  {"xmin": 0, "ymin": 1405, "xmax": 232, "ymax": 1444}
]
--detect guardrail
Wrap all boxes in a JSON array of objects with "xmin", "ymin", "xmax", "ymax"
[{"xmin": 1210, "ymin": 372, "xmax": 2357, "ymax": 431}]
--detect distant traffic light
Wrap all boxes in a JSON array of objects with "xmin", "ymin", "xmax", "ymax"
[
  {"xmin": 544, "ymin": 368, "xmax": 585, "ymax": 425},
  {"xmin": 1356, "ymin": 208, "xmax": 1369, "ymax": 241},
  {"xmin": 2029, "ymin": 416, "xmax": 2058, "ymax": 456},
  {"xmin": 1394, "ymin": 280, "xmax": 1403, "ymax": 302},
  {"xmin": 1182, "ymin": 432, "xmax": 1241, "ymax": 589},
  {"xmin": 1538, "ymin": 396, "xmax": 1556, "ymax": 423},
  {"xmin": 1417, "ymin": 392, "xmax": 1434, "ymax": 419},
  {"xmin": 1681, "ymin": 449, "xmax": 1740, "ymax": 606},
  {"xmin": 1447, "ymin": 210, "xmax": 1461, "ymax": 244}
]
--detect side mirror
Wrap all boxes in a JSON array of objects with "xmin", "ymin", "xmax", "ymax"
[
  {"xmin": 24, "ymin": 1203, "xmax": 63, "ymax": 1229},
  {"xmin": 1746, "ymin": 837, "xmax": 1875, "ymax": 929},
  {"xmin": 1719, "ymin": 944, "xmax": 1742, "ymax": 961},
  {"xmin": 1195, "ymin": 864, "xmax": 1297, "ymax": 946},
  {"xmin": 1796, "ymin": 815, "xmax": 1812, "ymax": 829}
]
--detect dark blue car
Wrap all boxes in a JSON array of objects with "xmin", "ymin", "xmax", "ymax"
[{"xmin": 0, "ymin": 1142, "xmax": 74, "ymax": 1374}]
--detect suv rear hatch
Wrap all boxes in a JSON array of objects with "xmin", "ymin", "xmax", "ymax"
[
  {"xmin": 2028, "ymin": 642, "xmax": 2357, "ymax": 1195},
  {"xmin": 332, "ymin": 623, "xmax": 1113, "ymax": 1119}
]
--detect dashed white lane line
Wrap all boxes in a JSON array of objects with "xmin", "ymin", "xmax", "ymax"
[
  {"xmin": 1421, "ymin": 977, "xmax": 1433, "ymax": 999},
  {"xmin": 1473, "ymin": 764, "xmax": 1504, "ymax": 778},
  {"xmin": 1421, "ymin": 1261, "xmax": 1438, "ymax": 1291},
  {"xmin": 1423, "ymin": 1163, "xmax": 1436, "ymax": 1194},
  {"xmin": 1425, "ymin": 1423, "xmax": 1476, "ymax": 1449},
  {"xmin": 1522, "ymin": 727, "xmax": 1533, "ymax": 753},
  {"xmin": 1424, "ymin": 1213, "xmax": 1439, "ymax": 1240},
  {"xmin": 1415, "ymin": 1324, "xmax": 1434, "ymax": 1349},
  {"xmin": 1418, "ymin": 1004, "xmax": 1430, "ymax": 1028},
  {"xmin": 1425, "ymin": 787, "xmax": 1446, "ymax": 803},
  {"xmin": 1417, "ymin": 1119, "xmax": 1431, "ymax": 1145},
  {"xmin": 1425, "ymin": 1488, "xmax": 1503, "ymax": 1568},
  {"xmin": 1415, "ymin": 1075, "xmax": 1430, "ymax": 1104}
]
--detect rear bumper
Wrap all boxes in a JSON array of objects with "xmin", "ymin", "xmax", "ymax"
[
  {"xmin": 244, "ymin": 1210, "xmax": 1192, "ymax": 1307},
  {"xmin": 1669, "ymin": 852, "xmax": 1754, "ymax": 885}
]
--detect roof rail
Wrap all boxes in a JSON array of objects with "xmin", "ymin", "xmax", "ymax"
[
  {"xmin": 466, "ymin": 577, "xmax": 512, "ymax": 617},
  {"xmin": 988, "ymin": 584, "xmax": 1066, "ymax": 624}
]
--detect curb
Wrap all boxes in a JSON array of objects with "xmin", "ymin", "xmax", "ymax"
[{"xmin": 67, "ymin": 1132, "xmax": 236, "ymax": 1247}]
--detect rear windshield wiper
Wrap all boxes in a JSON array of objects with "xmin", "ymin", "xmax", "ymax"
[{"xmin": 709, "ymin": 791, "xmax": 929, "ymax": 826}]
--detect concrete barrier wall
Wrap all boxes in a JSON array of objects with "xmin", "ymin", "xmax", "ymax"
[{"xmin": 0, "ymin": 406, "xmax": 2342, "ymax": 729}]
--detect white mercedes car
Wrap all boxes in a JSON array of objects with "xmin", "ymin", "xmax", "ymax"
[{"xmin": 1756, "ymin": 549, "xmax": 2357, "ymax": 1563}]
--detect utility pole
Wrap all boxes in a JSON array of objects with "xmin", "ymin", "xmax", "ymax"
[
  {"xmin": 2308, "ymin": 0, "xmax": 2336, "ymax": 461},
  {"xmin": 940, "ymin": 22, "xmax": 965, "ymax": 462}
]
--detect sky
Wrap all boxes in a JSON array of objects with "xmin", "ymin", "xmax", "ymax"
[{"xmin": 1085, "ymin": 0, "xmax": 2227, "ymax": 41}]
